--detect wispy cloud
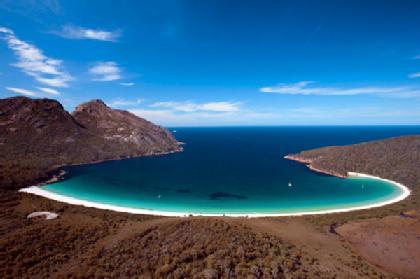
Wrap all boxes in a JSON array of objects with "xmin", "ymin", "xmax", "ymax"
[
  {"xmin": 119, "ymin": 82, "xmax": 134, "ymax": 86},
  {"xmin": 0, "ymin": 27, "xmax": 72, "ymax": 87},
  {"xmin": 260, "ymin": 81, "xmax": 420, "ymax": 97},
  {"xmin": 89, "ymin": 61, "xmax": 121, "ymax": 81},
  {"xmin": 54, "ymin": 25, "xmax": 120, "ymax": 42},
  {"xmin": 127, "ymin": 100, "xmax": 242, "ymax": 126},
  {"xmin": 130, "ymin": 105, "xmax": 420, "ymax": 126},
  {"xmin": 412, "ymin": 54, "xmax": 420, "ymax": 60},
  {"xmin": 150, "ymin": 101, "xmax": 241, "ymax": 112},
  {"xmin": 408, "ymin": 72, "xmax": 420, "ymax": 79},
  {"xmin": 129, "ymin": 109, "xmax": 239, "ymax": 126},
  {"xmin": 37, "ymin": 87, "xmax": 59, "ymax": 95},
  {"xmin": 6, "ymin": 86, "xmax": 37, "ymax": 96},
  {"xmin": 107, "ymin": 98, "xmax": 143, "ymax": 107}
]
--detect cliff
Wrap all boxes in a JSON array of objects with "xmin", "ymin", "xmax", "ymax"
[{"xmin": 0, "ymin": 96, "xmax": 181, "ymax": 189}]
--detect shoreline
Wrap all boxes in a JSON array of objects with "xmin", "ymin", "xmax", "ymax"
[
  {"xmin": 284, "ymin": 154, "xmax": 347, "ymax": 178},
  {"xmin": 19, "ymin": 172, "xmax": 411, "ymax": 218},
  {"xmin": 53, "ymin": 147, "xmax": 183, "ymax": 170},
  {"xmin": 30, "ymin": 147, "xmax": 183, "ymax": 188}
]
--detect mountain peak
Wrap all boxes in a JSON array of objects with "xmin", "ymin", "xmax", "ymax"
[
  {"xmin": 74, "ymin": 99, "xmax": 108, "ymax": 113},
  {"xmin": 0, "ymin": 96, "xmax": 181, "ymax": 189}
]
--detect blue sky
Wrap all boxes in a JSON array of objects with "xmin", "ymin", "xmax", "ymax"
[{"xmin": 1, "ymin": 0, "xmax": 420, "ymax": 126}]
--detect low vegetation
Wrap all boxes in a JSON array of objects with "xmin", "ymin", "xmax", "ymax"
[
  {"xmin": 2, "ymin": 189, "xmax": 371, "ymax": 278},
  {"xmin": 288, "ymin": 135, "xmax": 420, "ymax": 224}
]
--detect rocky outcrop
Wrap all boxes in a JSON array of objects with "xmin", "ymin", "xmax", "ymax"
[
  {"xmin": 284, "ymin": 155, "xmax": 347, "ymax": 178},
  {"xmin": 0, "ymin": 96, "xmax": 181, "ymax": 189},
  {"xmin": 72, "ymin": 99, "xmax": 181, "ymax": 160}
]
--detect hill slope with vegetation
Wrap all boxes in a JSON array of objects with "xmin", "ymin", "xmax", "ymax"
[
  {"xmin": 285, "ymin": 135, "xmax": 420, "ymax": 212},
  {"xmin": 0, "ymin": 97, "xmax": 181, "ymax": 190}
]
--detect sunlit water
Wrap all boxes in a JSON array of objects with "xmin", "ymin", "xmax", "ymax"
[{"xmin": 43, "ymin": 126, "xmax": 419, "ymax": 215}]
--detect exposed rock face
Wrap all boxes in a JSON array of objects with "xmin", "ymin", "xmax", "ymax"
[
  {"xmin": 284, "ymin": 155, "xmax": 347, "ymax": 178},
  {"xmin": 72, "ymin": 99, "xmax": 179, "ymax": 158},
  {"xmin": 0, "ymin": 96, "xmax": 181, "ymax": 189}
]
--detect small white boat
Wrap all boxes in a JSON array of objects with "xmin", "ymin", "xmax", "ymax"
[
  {"xmin": 288, "ymin": 182, "xmax": 292, "ymax": 187},
  {"xmin": 172, "ymin": 130, "xmax": 177, "ymax": 133},
  {"xmin": 157, "ymin": 194, "xmax": 162, "ymax": 199}
]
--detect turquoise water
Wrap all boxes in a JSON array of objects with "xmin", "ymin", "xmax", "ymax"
[{"xmin": 43, "ymin": 126, "xmax": 418, "ymax": 215}]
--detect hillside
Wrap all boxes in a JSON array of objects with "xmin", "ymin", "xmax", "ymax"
[
  {"xmin": 0, "ymin": 97, "xmax": 181, "ymax": 190},
  {"xmin": 0, "ymin": 130, "xmax": 419, "ymax": 277},
  {"xmin": 285, "ymin": 135, "xmax": 420, "ymax": 210}
]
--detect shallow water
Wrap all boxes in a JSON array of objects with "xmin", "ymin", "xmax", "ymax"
[{"xmin": 43, "ymin": 126, "xmax": 419, "ymax": 215}]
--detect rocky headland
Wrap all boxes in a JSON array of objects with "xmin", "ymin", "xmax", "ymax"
[
  {"xmin": 284, "ymin": 135, "xmax": 420, "ymax": 209},
  {"xmin": 284, "ymin": 155, "xmax": 347, "ymax": 178},
  {"xmin": 0, "ymin": 96, "xmax": 182, "ymax": 190}
]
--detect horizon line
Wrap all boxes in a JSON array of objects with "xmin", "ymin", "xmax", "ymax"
[{"xmin": 165, "ymin": 124, "xmax": 420, "ymax": 128}]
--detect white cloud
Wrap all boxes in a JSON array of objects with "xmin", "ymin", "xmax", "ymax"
[
  {"xmin": 37, "ymin": 87, "xmax": 59, "ymax": 95},
  {"xmin": 89, "ymin": 61, "xmax": 121, "ymax": 81},
  {"xmin": 413, "ymin": 55, "xmax": 420, "ymax": 60},
  {"xmin": 6, "ymin": 86, "xmax": 37, "ymax": 96},
  {"xmin": 55, "ymin": 25, "xmax": 120, "ymax": 42},
  {"xmin": 408, "ymin": 72, "xmax": 420, "ymax": 79},
  {"xmin": 129, "ymin": 101, "xmax": 242, "ymax": 126},
  {"xmin": 107, "ymin": 98, "xmax": 143, "ymax": 107},
  {"xmin": 150, "ymin": 101, "xmax": 241, "ymax": 112},
  {"xmin": 260, "ymin": 81, "xmax": 420, "ymax": 97},
  {"xmin": 36, "ymin": 77, "xmax": 70, "ymax": 87},
  {"xmin": 130, "ymin": 106, "xmax": 420, "ymax": 126},
  {"xmin": 0, "ymin": 27, "xmax": 12, "ymax": 34},
  {"xmin": 199, "ymin": 102, "xmax": 240, "ymax": 112},
  {"xmin": 0, "ymin": 27, "xmax": 72, "ymax": 87},
  {"xmin": 129, "ymin": 108, "xmax": 238, "ymax": 126},
  {"xmin": 120, "ymin": 82, "xmax": 134, "ymax": 86}
]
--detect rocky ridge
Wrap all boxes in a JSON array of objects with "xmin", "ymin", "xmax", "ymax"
[{"xmin": 0, "ymin": 96, "xmax": 181, "ymax": 190}]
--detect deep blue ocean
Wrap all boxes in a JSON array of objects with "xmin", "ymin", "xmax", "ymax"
[{"xmin": 43, "ymin": 126, "xmax": 420, "ymax": 215}]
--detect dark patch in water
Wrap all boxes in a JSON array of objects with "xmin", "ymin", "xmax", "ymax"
[
  {"xmin": 176, "ymin": 189, "xmax": 191, "ymax": 194},
  {"xmin": 209, "ymin": 192, "xmax": 247, "ymax": 200}
]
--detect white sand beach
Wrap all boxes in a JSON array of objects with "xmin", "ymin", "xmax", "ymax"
[{"xmin": 19, "ymin": 172, "xmax": 410, "ymax": 218}]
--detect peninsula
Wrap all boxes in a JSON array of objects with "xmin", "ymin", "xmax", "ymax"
[
  {"xmin": 284, "ymin": 135, "xmax": 420, "ymax": 212},
  {"xmin": 0, "ymin": 96, "xmax": 182, "ymax": 190}
]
